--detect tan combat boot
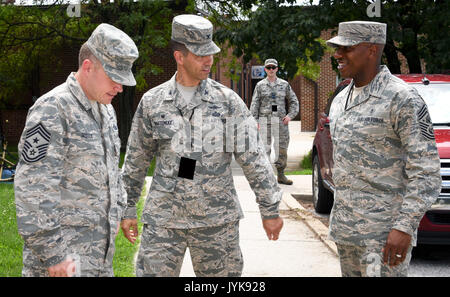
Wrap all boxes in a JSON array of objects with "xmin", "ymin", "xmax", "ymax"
[{"xmin": 277, "ymin": 168, "xmax": 293, "ymax": 185}]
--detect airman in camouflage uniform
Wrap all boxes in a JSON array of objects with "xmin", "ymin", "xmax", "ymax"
[
  {"xmin": 327, "ymin": 21, "xmax": 441, "ymax": 277},
  {"xmin": 14, "ymin": 23, "xmax": 139, "ymax": 277},
  {"xmin": 250, "ymin": 59, "xmax": 299, "ymax": 185},
  {"xmin": 120, "ymin": 14, "xmax": 283, "ymax": 277}
]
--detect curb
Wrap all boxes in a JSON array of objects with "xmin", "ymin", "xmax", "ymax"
[{"xmin": 282, "ymin": 192, "xmax": 338, "ymax": 257}]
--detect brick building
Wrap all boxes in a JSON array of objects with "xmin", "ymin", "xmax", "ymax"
[{"xmin": 214, "ymin": 29, "xmax": 338, "ymax": 132}]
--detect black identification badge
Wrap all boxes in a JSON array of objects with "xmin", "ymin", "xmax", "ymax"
[
  {"xmin": 272, "ymin": 105, "xmax": 278, "ymax": 112},
  {"xmin": 178, "ymin": 157, "xmax": 196, "ymax": 180}
]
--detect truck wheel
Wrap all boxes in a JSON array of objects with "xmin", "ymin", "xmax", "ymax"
[{"xmin": 312, "ymin": 155, "xmax": 334, "ymax": 214}]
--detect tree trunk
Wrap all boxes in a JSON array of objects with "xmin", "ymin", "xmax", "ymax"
[
  {"xmin": 383, "ymin": 38, "xmax": 402, "ymax": 74},
  {"xmin": 402, "ymin": 49, "xmax": 422, "ymax": 74},
  {"xmin": 398, "ymin": 28, "xmax": 423, "ymax": 74},
  {"xmin": 31, "ymin": 62, "xmax": 41, "ymax": 101}
]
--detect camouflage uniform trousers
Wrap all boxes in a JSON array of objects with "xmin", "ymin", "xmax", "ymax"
[
  {"xmin": 336, "ymin": 241, "xmax": 412, "ymax": 277},
  {"xmin": 259, "ymin": 116, "xmax": 290, "ymax": 171},
  {"xmin": 21, "ymin": 219, "xmax": 114, "ymax": 277},
  {"xmin": 136, "ymin": 221, "xmax": 243, "ymax": 277}
]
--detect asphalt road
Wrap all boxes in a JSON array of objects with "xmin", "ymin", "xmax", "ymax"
[{"xmin": 293, "ymin": 194, "xmax": 450, "ymax": 277}]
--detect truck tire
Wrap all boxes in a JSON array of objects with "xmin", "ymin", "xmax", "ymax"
[{"xmin": 312, "ymin": 155, "xmax": 334, "ymax": 214}]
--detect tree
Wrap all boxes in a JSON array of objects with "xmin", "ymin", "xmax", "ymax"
[
  {"xmin": 0, "ymin": 3, "xmax": 78, "ymax": 108},
  {"xmin": 203, "ymin": 0, "xmax": 328, "ymax": 80},
  {"xmin": 201, "ymin": 0, "xmax": 450, "ymax": 77},
  {"xmin": 413, "ymin": 0, "xmax": 450, "ymax": 73},
  {"xmin": 321, "ymin": 0, "xmax": 450, "ymax": 74},
  {"xmin": 80, "ymin": 0, "xmax": 176, "ymax": 145},
  {"xmin": 0, "ymin": 0, "xmax": 181, "ymax": 145}
]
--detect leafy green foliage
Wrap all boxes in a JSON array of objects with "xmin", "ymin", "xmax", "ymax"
[
  {"xmin": 0, "ymin": 3, "xmax": 76, "ymax": 108},
  {"xmin": 202, "ymin": 0, "xmax": 450, "ymax": 77},
  {"xmin": 0, "ymin": 0, "xmax": 175, "ymax": 107},
  {"xmin": 208, "ymin": 0, "xmax": 327, "ymax": 80},
  {"xmin": 316, "ymin": 0, "xmax": 450, "ymax": 74}
]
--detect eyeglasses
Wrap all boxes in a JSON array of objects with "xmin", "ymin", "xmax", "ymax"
[{"xmin": 265, "ymin": 66, "xmax": 277, "ymax": 70}]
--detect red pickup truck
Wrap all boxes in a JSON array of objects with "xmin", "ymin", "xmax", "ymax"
[{"xmin": 312, "ymin": 74, "xmax": 450, "ymax": 245}]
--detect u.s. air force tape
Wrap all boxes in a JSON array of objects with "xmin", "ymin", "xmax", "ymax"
[
  {"xmin": 22, "ymin": 122, "xmax": 51, "ymax": 163},
  {"xmin": 178, "ymin": 157, "xmax": 196, "ymax": 180}
]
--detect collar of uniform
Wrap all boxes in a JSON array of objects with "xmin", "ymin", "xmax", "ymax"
[
  {"xmin": 198, "ymin": 79, "xmax": 218, "ymax": 103},
  {"xmin": 346, "ymin": 65, "xmax": 390, "ymax": 109},
  {"xmin": 67, "ymin": 72, "xmax": 93, "ymax": 112},
  {"xmin": 262, "ymin": 77, "xmax": 278, "ymax": 87},
  {"xmin": 366, "ymin": 65, "xmax": 391, "ymax": 98},
  {"xmin": 265, "ymin": 77, "xmax": 278, "ymax": 84},
  {"xmin": 165, "ymin": 73, "xmax": 218, "ymax": 104},
  {"xmin": 164, "ymin": 73, "xmax": 178, "ymax": 102},
  {"xmin": 99, "ymin": 103, "xmax": 113, "ymax": 132}
]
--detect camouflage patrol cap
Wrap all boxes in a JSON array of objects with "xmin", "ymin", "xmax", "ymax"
[
  {"xmin": 326, "ymin": 21, "xmax": 387, "ymax": 48},
  {"xmin": 171, "ymin": 14, "xmax": 220, "ymax": 56},
  {"xmin": 86, "ymin": 23, "xmax": 139, "ymax": 86},
  {"xmin": 264, "ymin": 59, "xmax": 278, "ymax": 67}
]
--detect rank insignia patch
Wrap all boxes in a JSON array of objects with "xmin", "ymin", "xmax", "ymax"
[
  {"xmin": 22, "ymin": 123, "xmax": 51, "ymax": 163},
  {"xmin": 417, "ymin": 104, "xmax": 435, "ymax": 140}
]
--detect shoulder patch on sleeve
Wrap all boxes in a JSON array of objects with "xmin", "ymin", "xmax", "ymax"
[
  {"xmin": 417, "ymin": 104, "xmax": 435, "ymax": 140},
  {"xmin": 22, "ymin": 122, "xmax": 51, "ymax": 163}
]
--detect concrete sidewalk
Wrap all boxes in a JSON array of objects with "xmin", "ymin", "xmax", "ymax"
[
  {"xmin": 231, "ymin": 121, "xmax": 316, "ymax": 175},
  {"xmin": 178, "ymin": 121, "xmax": 341, "ymax": 277},
  {"xmin": 178, "ymin": 175, "xmax": 341, "ymax": 277}
]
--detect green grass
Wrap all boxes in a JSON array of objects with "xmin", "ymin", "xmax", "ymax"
[
  {"xmin": 119, "ymin": 153, "xmax": 156, "ymax": 176},
  {"xmin": 285, "ymin": 168, "xmax": 312, "ymax": 175},
  {"xmin": 0, "ymin": 183, "xmax": 24, "ymax": 277},
  {"xmin": 0, "ymin": 181, "xmax": 147, "ymax": 277},
  {"xmin": 112, "ymin": 183, "xmax": 146, "ymax": 277},
  {"xmin": 285, "ymin": 149, "xmax": 313, "ymax": 175},
  {"xmin": 114, "ymin": 153, "xmax": 152, "ymax": 276},
  {"xmin": 300, "ymin": 149, "xmax": 313, "ymax": 170}
]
